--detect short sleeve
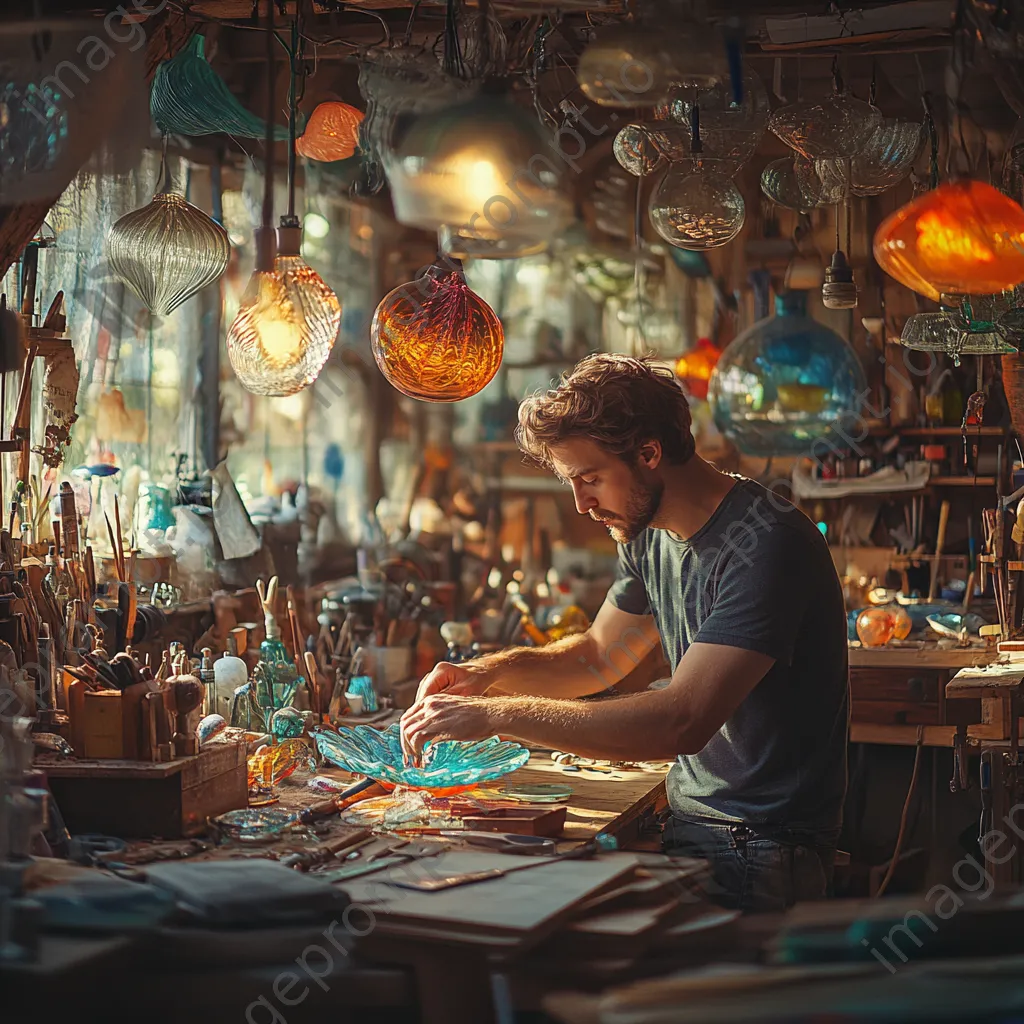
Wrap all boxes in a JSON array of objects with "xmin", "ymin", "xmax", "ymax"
[
  {"xmin": 693, "ymin": 526, "xmax": 808, "ymax": 666},
  {"xmin": 606, "ymin": 543, "xmax": 652, "ymax": 616}
]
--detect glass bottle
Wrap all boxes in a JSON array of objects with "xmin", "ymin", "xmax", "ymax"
[{"xmin": 253, "ymin": 578, "xmax": 300, "ymax": 741}]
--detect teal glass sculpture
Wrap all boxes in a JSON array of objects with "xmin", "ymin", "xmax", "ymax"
[
  {"xmin": 708, "ymin": 290, "xmax": 866, "ymax": 457},
  {"xmin": 346, "ymin": 675, "xmax": 378, "ymax": 713},
  {"xmin": 251, "ymin": 577, "xmax": 301, "ymax": 740},
  {"xmin": 313, "ymin": 723, "xmax": 530, "ymax": 790},
  {"xmin": 151, "ymin": 35, "xmax": 290, "ymax": 140}
]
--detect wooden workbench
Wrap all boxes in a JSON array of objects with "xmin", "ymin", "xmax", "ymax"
[{"xmin": 848, "ymin": 643, "xmax": 1002, "ymax": 747}]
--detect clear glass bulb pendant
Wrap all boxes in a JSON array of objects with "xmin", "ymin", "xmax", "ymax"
[
  {"xmin": 226, "ymin": 225, "xmax": 341, "ymax": 397},
  {"xmin": 649, "ymin": 164, "xmax": 745, "ymax": 250}
]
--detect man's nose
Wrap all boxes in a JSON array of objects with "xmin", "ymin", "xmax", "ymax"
[{"xmin": 571, "ymin": 481, "xmax": 597, "ymax": 515}]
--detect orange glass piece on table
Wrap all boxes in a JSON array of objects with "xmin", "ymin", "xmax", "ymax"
[
  {"xmin": 888, "ymin": 603, "xmax": 912, "ymax": 641},
  {"xmin": 873, "ymin": 180, "xmax": 1024, "ymax": 301},
  {"xmin": 296, "ymin": 101, "xmax": 363, "ymax": 162},
  {"xmin": 674, "ymin": 338, "xmax": 721, "ymax": 400},
  {"xmin": 856, "ymin": 607, "xmax": 895, "ymax": 648},
  {"xmin": 371, "ymin": 260, "xmax": 504, "ymax": 402}
]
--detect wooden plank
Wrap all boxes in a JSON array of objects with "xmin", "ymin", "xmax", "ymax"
[
  {"xmin": 850, "ymin": 668, "xmax": 940, "ymax": 702},
  {"xmin": 848, "ymin": 647, "xmax": 996, "ymax": 669},
  {"xmin": 502, "ymin": 756, "xmax": 669, "ymax": 843},
  {"xmin": 850, "ymin": 699, "xmax": 943, "ymax": 726},
  {"xmin": 340, "ymin": 851, "xmax": 639, "ymax": 946},
  {"xmin": 948, "ymin": 667, "xmax": 1024, "ymax": 699},
  {"xmin": 850, "ymin": 722, "xmax": 1008, "ymax": 746}
]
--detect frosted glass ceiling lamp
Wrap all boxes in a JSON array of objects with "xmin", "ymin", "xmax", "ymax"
[
  {"xmin": 385, "ymin": 86, "xmax": 572, "ymax": 260},
  {"xmin": 107, "ymin": 158, "xmax": 229, "ymax": 317}
]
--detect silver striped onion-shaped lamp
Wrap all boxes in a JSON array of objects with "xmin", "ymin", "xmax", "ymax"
[{"xmin": 106, "ymin": 157, "xmax": 229, "ymax": 317}]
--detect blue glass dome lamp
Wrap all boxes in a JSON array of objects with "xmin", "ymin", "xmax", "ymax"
[{"xmin": 708, "ymin": 290, "xmax": 867, "ymax": 457}]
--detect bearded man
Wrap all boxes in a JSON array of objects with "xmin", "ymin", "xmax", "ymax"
[{"xmin": 400, "ymin": 354, "xmax": 849, "ymax": 912}]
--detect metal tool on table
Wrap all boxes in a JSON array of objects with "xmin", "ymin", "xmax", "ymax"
[
  {"xmin": 390, "ymin": 833, "xmax": 619, "ymax": 892},
  {"xmin": 440, "ymin": 831, "xmax": 557, "ymax": 855}
]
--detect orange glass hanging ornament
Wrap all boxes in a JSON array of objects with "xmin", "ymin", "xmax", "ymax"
[
  {"xmin": 856, "ymin": 607, "xmax": 895, "ymax": 647},
  {"xmin": 295, "ymin": 101, "xmax": 363, "ymax": 162},
  {"xmin": 873, "ymin": 180, "xmax": 1024, "ymax": 301},
  {"xmin": 371, "ymin": 258, "xmax": 504, "ymax": 402},
  {"xmin": 674, "ymin": 337, "xmax": 721, "ymax": 400}
]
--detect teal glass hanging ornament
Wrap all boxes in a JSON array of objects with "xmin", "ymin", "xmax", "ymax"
[
  {"xmin": 708, "ymin": 290, "xmax": 867, "ymax": 456},
  {"xmin": 150, "ymin": 35, "xmax": 290, "ymax": 140},
  {"xmin": 252, "ymin": 576, "xmax": 301, "ymax": 742}
]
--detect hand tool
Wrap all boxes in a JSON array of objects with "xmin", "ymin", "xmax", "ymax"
[
  {"xmin": 278, "ymin": 828, "xmax": 372, "ymax": 870},
  {"xmin": 440, "ymin": 831, "xmax": 556, "ymax": 855},
  {"xmin": 391, "ymin": 833, "xmax": 619, "ymax": 891}
]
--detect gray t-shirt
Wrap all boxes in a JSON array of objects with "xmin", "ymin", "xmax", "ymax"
[{"xmin": 607, "ymin": 477, "xmax": 849, "ymax": 838}]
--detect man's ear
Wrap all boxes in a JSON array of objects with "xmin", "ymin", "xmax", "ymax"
[{"xmin": 638, "ymin": 441, "xmax": 662, "ymax": 470}]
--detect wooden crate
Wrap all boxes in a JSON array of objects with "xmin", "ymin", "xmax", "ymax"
[{"xmin": 43, "ymin": 743, "xmax": 248, "ymax": 839}]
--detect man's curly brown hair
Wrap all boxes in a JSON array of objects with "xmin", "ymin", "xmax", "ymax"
[{"xmin": 515, "ymin": 354, "xmax": 696, "ymax": 470}]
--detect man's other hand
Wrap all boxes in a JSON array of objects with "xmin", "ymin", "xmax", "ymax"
[
  {"xmin": 414, "ymin": 661, "xmax": 491, "ymax": 704},
  {"xmin": 400, "ymin": 693, "xmax": 496, "ymax": 766}
]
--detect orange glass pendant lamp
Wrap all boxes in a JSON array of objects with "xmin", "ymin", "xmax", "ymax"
[
  {"xmin": 371, "ymin": 259, "xmax": 504, "ymax": 402},
  {"xmin": 674, "ymin": 338, "xmax": 721, "ymax": 400},
  {"xmin": 226, "ymin": 222, "xmax": 341, "ymax": 397},
  {"xmin": 873, "ymin": 181, "xmax": 1024, "ymax": 301},
  {"xmin": 296, "ymin": 101, "xmax": 363, "ymax": 163}
]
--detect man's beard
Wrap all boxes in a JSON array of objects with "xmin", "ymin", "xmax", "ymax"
[{"xmin": 590, "ymin": 477, "xmax": 663, "ymax": 544}]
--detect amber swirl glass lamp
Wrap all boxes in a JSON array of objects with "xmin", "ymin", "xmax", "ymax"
[
  {"xmin": 873, "ymin": 180, "xmax": 1024, "ymax": 301},
  {"xmin": 296, "ymin": 101, "xmax": 363, "ymax": 163},
  {"xmin": 371, "ymin": 259, "xmax": 504, "ymax": 402}
]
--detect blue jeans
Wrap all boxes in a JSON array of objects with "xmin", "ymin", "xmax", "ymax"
[{"xmin": 662, "ymin": 817, "xmax": 836, "ymax": 913}]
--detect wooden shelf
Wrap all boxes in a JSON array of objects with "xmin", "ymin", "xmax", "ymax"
[
  {"xmin": 929, "ymin": 477, "xmax": 996, "ymax": 486},
  {"xmin": 869, "ymin": 426, "xmax": 1006, "ymax": 437}
]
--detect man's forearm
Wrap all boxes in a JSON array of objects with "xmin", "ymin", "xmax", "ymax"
[
  {"xmin": 472, "ymin": 632, "xmax": 616, "ymax": 698},
  {"xmin": 485, "ymin": 690, "xmax": 686, "ymax": 761}
]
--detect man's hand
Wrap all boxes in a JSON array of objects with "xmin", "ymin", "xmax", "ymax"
[
  {"xmin": 415, "ymin": 661, "xmax": 492, "ymax": 703},
  {"xmin": 400, "ymin": 693, "xmax": 498, "ymax": 766}
]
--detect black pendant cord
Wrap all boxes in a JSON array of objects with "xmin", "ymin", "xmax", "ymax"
[
  {"xmin": 261, "ymin": 0, "xmax": 275, "ymax": 235},
  {"xmin": 286, "ymin": 17, "xmax": 298, "ymax": 221}
]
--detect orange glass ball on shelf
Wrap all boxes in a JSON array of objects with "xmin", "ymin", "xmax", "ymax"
[
  {"xmin": 873, "ymin": 180, "xmax": 1024, "ymax": 301},
  {"xmin": 856, "ymin": 607, "xmax": 895, "ymax": 648},
  {"xmin": 674, "ymin": 338, "xmax": 721, "ymax": 401},
  {"xmin": 888, "ymin": 603, "xmax": 913, "ymax": 641},
  {"xmin": 296, "ymin": 101, "xmax": 363, "ymax": 162},
  {"xmin": 371, "ymin": 259, "xmax": 504, "ymax": 402}
]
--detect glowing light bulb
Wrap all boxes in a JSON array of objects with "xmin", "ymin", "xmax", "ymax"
[
  {"xmin": 303, "ymin": 212, "xmax": 330, "ymax": 239},
  {"xmin": 226, "ymin": 225, "xmax": 340, "ymax": 397}
]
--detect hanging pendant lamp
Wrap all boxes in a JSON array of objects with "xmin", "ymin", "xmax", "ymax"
[
  {"xmin": 106, "ymin": 151, "xmax": 230, "ymax": 317},
  {"xmin": 296, "ymin": 101, "xmax": 363, "ymax": 162},
  {"xmin": 226, "ymin": 13, "xmax": 341, "ymax": 398}
]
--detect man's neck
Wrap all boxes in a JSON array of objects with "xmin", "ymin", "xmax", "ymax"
[{"xmin": 653, "ymin": 456, "xmax": 739, "ymax": 540}]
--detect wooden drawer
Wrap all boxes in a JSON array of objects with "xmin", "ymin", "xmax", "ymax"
[{"xmin": 850, "ymin": 668, "xmax": 943, "ymax": 726}]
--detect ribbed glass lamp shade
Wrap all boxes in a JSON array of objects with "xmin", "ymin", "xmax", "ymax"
[
  {"xmin": 371, "ymin": 261, "xmax": 503, "ymax": 402},
  {"xmin": 708, "ymin": 291, "xmax": 866, "ymax": 457},
  {"xmin": 649, "ymin": 166, "xmax": 745, "ymax": 250},
  {"xmin": 384, "ymin": 91, "xmax": 572, "ymax": 259},
  {"xmin": 900, "ymin": 311, "xmax": 1017, "ymax": 366},
  {"xmin": 226, "ymin": 239, "xmax": 341, "ymax": 398},
  {"xmin": 296, "ymin": 102, "xmax": 363, "ymax": 162},
  {"xmin": 769, "ymin": 92, "xmax": 881, "ymax": 160},
  {"xmin": 873, "ymin": 181, "xmax": 1024, "ymax": 301},
  {"xmin": 107, "ymin": 192, "xmax": 230, "ymax": 316}
]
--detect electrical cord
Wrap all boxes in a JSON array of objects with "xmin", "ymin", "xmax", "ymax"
[{"xmin": 875, "ymin": 725, "xmax": 925, "ymax": 897}]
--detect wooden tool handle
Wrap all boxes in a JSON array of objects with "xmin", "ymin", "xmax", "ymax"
[{"xmin": 928, "ymin": 500, "xmax": 951, "ymax": 602}]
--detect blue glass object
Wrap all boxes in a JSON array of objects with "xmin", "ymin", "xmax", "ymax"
[
  {"xmin": 313, "ymin": 723, "xmax": 530, "ymax": 790},
  {"xmin": 151, "ymin": 35, "xmax": 290, "ymax": 140},
  {"xmin": 253, "ymin": 636, "xmax": 300, "ymax": 738},
  {"xmin": 346, "ymin": 675, "xmax": 378, "ymax": 713},
  {"xmin": 708, "ymin": 291, "xmax": 867, "ymax": 457},
  {"xmin": 140, "ymin": 483, "xmax": 175, "ymax": 532},
  {"xmin": 0, "ymin": 80, "xmax": 68, "ymax": 182},
  {"xmin": 270, "ymin": 706, "xmax": 305, "ymax": 740}
]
